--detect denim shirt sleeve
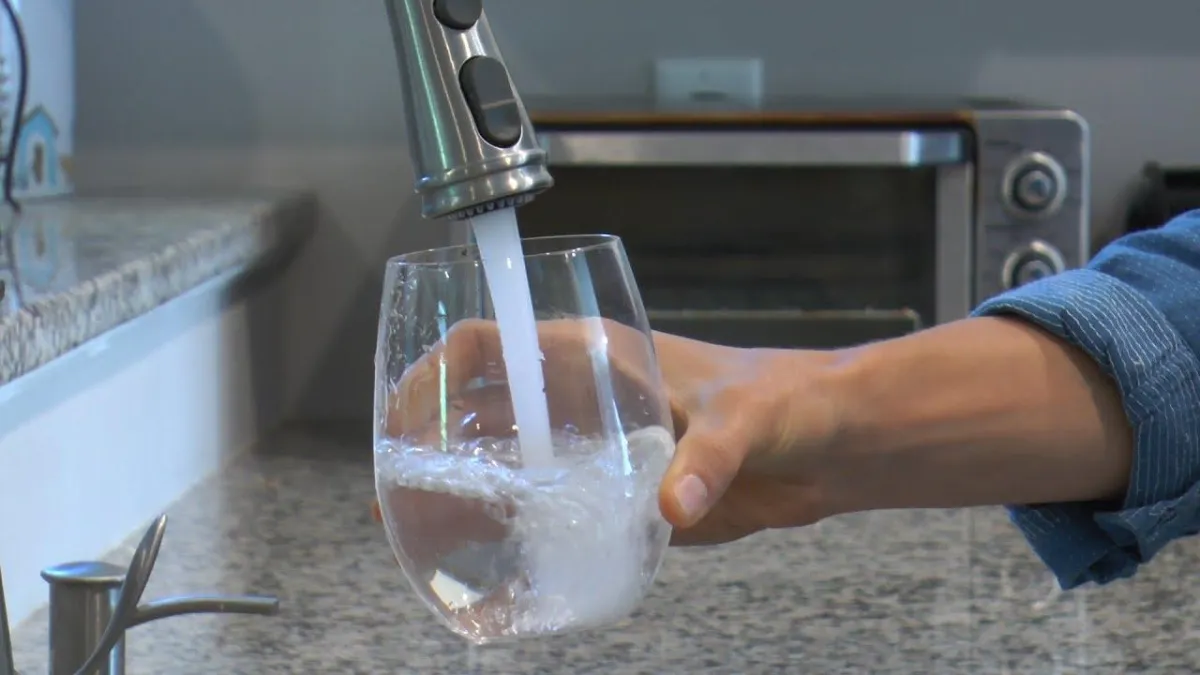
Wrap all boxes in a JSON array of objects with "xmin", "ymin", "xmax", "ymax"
[{"xmin": 972, "ymin": 210, "xmax": 1200, "ymax": 589}]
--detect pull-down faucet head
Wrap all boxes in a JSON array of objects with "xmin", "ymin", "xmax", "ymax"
[{"xmin": 385, "ymin": 0, "xmax": 553, "ymax": 220}]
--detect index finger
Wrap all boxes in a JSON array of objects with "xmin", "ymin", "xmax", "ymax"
[{"xmin": 386, "ymin": 318, "xmax": 500, "ymax": 440}]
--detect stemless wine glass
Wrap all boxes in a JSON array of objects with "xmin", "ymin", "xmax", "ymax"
[{"xmin": 373, "ymin": 234, "xmax": 676, "ymax": 644}]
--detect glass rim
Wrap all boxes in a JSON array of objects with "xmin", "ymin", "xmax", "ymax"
[{"xmin": 385, "ymin": 233, "xmax": 623, "ymax": 268}]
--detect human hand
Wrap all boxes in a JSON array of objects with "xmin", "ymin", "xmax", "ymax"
[
  {"xmin": 374, "ymin": 317, "xmax": 670, "ymax": 573},
  {"xmin": 646, "ymin": 330, "xmax": 843, "ymax": 545},
  {"xmin": 372, "ymin": 318, "xmax": 847, "ymax": 549}
]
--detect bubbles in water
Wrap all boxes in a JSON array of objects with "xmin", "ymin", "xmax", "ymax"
[{"xmin": 375, "ymin": 425, "xmax": 676, "ymax": 643}]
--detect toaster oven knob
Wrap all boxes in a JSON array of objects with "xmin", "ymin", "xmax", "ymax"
[
  {"xmin": 1002, "ymin": 240, "xmax": 1067, "ymax": 290},
  {"xmin": 1003, "ymin": 152, "xmax": 1068, "ymax": 217},
  {"xmin": 1014, "ymin": 168, "xmax": 1057, "ymax": 210}
]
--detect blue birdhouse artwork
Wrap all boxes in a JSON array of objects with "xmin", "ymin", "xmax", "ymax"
[{"xmin": 13, "ymin": 104, "xmax": 68, "ymax": 197}]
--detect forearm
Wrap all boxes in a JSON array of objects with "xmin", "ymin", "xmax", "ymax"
[
  {"xmin": 821, "ymin": 316, "xmax": 1133, "ymax": 515},
  {"xmin": 811, "ymin": 212, "xmax": 1200, "ymax": 589}
]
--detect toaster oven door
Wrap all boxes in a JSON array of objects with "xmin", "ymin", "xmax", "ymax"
[{"xmin": 517, "ymin": 128, "xmax": 974, "ymax": 350}]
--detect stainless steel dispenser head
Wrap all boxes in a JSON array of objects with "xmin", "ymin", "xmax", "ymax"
[{"xmin": 385, "ymin": 0, "xmax": 553, "ymax": 220}]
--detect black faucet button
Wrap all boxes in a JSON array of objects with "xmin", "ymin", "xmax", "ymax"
[
  {"xmin": 434, "ymin": 0, "xmax": 482, "ymax": 30},
  {"xmin": 460, "ymin": 56, "xmax": 522, "ymax": 148}
]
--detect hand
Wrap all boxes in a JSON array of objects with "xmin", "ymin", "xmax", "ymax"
[
  {"xmin": 373, "ymin": 318, "xmax": 847, "ymax": 548},
  {"xmin": 648, "ymin": 331, "xmax": 843, "ymax": 545},
  {"xmin": 374, "ymin": 317, "xmax": 671, "ymax": 571}
]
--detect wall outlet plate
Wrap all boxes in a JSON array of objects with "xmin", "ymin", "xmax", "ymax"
[{"xmin": 654, "ymin": 57, "xmax": 765, "ymax": 108}]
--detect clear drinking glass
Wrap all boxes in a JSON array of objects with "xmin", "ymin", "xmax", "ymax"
[{"xmin": 373, "ymin": 234, "xmax": 676, "ymax": 644}]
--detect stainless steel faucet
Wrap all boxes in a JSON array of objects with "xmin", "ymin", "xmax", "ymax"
[
  {"xmin": 384, "ymin": 0, "xmax": 553, "ymax": 220},
  {"xmin": 0, "ymin": 514, "xmax": 278, "ymax": 675}
]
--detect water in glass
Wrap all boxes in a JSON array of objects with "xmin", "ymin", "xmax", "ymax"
[{"xmin": 374, "ymin": 228, "xmax": 675, "ymax": 643}]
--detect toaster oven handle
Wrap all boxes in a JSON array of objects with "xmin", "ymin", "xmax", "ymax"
[{"xmin": 538, "ymin": 130, "xmax": 967, "ymax": 168}]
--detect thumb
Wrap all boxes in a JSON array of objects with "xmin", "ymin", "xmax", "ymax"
[{"xmin": 659, "ymin": 419, "xmax": 751, "ymax": 528}]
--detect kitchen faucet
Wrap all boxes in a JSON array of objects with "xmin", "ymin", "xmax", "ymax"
[
  {"xmin": 0, "ymin": 514, "xmax": 278, "ymax": 675},
  {"xmin": 384, "ymin": 0, "xmax": 553, "ymax": 220},
  {"xmin": 0, "ymin": 1, "xmax": 538, "ymax": 672}
]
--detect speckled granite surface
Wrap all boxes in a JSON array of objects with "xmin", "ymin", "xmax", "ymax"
[
  {"xmin": 10, "ymin": 428, "xmax": 1200, "ymax": 674},
  {"xmin": 0, "ymin": 193, "xmax": 316, "ymax": 385}
]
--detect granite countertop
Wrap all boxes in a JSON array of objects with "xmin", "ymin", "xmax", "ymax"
[
  {"xmin": 10, "ymin": 429, "xmax": 1200, "ymax": 674},
  {"xmin": 0, "ymin": 192, "xmax": 316, "ymax": 385}
]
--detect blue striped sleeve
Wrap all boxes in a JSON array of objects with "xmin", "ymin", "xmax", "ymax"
[{"xmin": 972, "ymin": 211, "xmax": 1200, "ymax": 589}]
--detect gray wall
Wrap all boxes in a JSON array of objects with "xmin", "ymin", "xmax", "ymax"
[{"xmin": 72, "ymin": 0, "xmax": 1200, "ymax": 422}]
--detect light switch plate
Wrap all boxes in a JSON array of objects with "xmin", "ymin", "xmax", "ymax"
[{"xmin": 654, "ymin": 57, "xmax": 765, "ymax": 107}]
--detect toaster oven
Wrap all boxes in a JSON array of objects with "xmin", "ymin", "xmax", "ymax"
[{"xmin": 513, "ymin": 96, "xmax": 1089, "ymax": 349}]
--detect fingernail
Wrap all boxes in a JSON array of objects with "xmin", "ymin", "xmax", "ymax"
[{"xmin": 674, "ymin": 474, "xmax": 709, "ymax": 522}]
